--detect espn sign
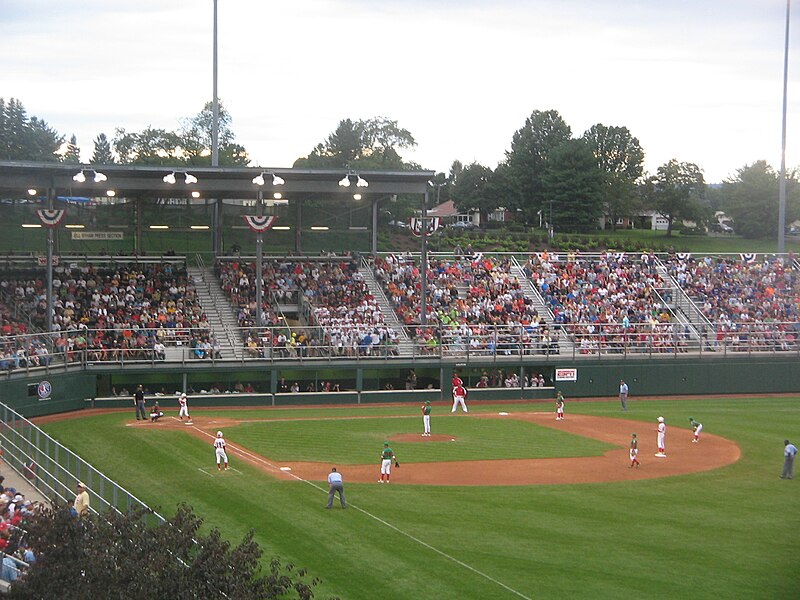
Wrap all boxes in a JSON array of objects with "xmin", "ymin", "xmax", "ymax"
[{"xmin": 555, "ymin": 368, "xmax": 577, "ymax": 382}]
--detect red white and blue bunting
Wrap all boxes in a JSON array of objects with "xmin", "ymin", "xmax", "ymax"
[
  {"xmin": 676, "ymin": 252, "xmax": 692, "ymax": 261},
  {"xmin": 243, "ymin": 215, "xmax": 278, "ymax": 233},
  {"xmin": 739, "ymin": 253, "xmax": 757, "ymax": 264},
  {"xmin": 36, "ymin": 209, "xmax": 66, "ymax": 228},
  {"xmin": 409, "ymin": 217, "xmax": 441, "ymax": 237}
]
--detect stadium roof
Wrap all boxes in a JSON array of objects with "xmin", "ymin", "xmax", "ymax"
[{"xmin": 0, "ymin": 161, "xmax": 435, "ymax": 198}]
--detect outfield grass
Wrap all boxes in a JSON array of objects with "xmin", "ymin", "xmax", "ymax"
[{"xmin": 40, "ymin": 397, "xmax": 800, "ymax": 600}]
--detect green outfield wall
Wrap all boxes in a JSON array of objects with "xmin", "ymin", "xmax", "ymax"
[{"xmin": 1, "ymin": 355, "xmax": 798, "ymax": 418}]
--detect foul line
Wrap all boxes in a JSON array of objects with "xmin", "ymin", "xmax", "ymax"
[{"xmin": 190, "ymin": 426, "xmax": 531, "ymax": 600}]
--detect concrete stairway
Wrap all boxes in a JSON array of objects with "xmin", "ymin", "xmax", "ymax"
[
  {"xmin": 187, "ymin": 266, "xmax": 240, "ymax": 359},
  {"xmin": 359, "ymin": 258, "xmax": 416, "ymax": 357},
  {"xmin": 510, "ymin": 257, "xmax": 570, "ymax": 355}
]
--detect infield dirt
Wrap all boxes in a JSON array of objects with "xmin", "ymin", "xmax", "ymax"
[{"xmin": 36, "ymin": 409, "xmax": 740, "ymax": 486}]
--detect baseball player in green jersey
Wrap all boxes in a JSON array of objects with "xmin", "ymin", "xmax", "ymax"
[
  {"xmin": 629, "ymin": 433, "xmax": 640, "ymax": 467},
  {"xmin": 379, "ymin": 442, "xmax": 397, "ymax": 483},
  {"xmin": 555, "ymin": 391, "xmax": 565, "ymax": 420},
  {"xmin": 422, "ymin": 400, "xmax": 432, "ymax": 436},
  {"xmin": 689, "ymin": 417, "xmax": 703, "ymax": 443}
]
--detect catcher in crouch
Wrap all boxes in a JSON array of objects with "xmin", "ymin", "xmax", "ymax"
[{"xmin": 379, "ymin": 442, "xmax": 398, "ymax": 483}]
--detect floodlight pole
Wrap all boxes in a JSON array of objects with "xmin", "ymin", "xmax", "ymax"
[
  {"xmin": 46, "ymin": 182, "xmax": 54, "ymax": 334},
  {"xmin": 256, "ymin": 190, "xmax": 263, "ymax": 330},
  {"xmin": 778, "ymin": 0, "xmax": 790, "ymax": 253},
  {"xmin": 211, "ymin": 0, "xmax": 222, "ymax": 255},
  {"xmin": 420, "ymin": 191, "xmax": 429, "ymax": 327}
]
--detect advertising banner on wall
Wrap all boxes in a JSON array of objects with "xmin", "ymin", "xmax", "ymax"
[{"xmin": 555, "ymin": 368, "xmax": 577, "ymax": 381}]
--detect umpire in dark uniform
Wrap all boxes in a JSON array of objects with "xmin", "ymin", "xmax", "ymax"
[{"xmin": 133, "ymin": 385, "xmax": 147, "ymax": 421}]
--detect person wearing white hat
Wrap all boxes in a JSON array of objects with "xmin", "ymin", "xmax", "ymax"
[
  {"xmin": 178, "ymin": 392, "xmax": 192, "ymax": 424},
  {"xmin": 214, "ymin": 431, "xmax": 229, "ymax": 471},
  {"xmin": 74, "ymin": 482, "xmax": 90, "ymax": 516},
  {"xmin": 655, "ymin": 417, "xmax": 667, "ymax": 457}
]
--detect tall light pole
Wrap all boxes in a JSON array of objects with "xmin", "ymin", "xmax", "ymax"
[
  {"xmin": 212, "ymin": 0, "xmax": 219, "ymax": 168},
  {"xmin": 778, "ymin": 0, "xmax": 791, "ymax": 253},
  {"xmin": 211, "ymin": 0, "xmax": 222, "ymax": 254}
]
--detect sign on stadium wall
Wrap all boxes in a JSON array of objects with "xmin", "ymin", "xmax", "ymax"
[
  {"xmin": 555, "ymin": 368, "xmax": 577, "ymax": 381},
  {"xmin": 71, "ymin": 231, "xmax": 124, "ymax": 240}
]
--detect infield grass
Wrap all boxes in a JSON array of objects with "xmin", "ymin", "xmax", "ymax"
[{"xmin": 39, "ymin": 396, "xmax": 800, "ymax": 600}]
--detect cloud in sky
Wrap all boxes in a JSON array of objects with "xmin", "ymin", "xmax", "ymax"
[{"xmin": 1, "ymin": 0, "xmax": 796, "ymax": 182}]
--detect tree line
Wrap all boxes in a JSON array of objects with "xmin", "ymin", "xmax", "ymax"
[{"xmin": 1, "ymin": 98, "xmax": 797, "ymax": 238}]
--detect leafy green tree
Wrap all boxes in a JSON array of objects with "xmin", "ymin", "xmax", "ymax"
[
  {"xmin": 295, "ymin": 117, "xmax": 416, "ymax": 170},
  {"xmin": 113, "ymin": 102, "xmax": 249, "ymax": 166},
  {"xmin": 62, "ymin": 134, "xmax": 81, "ymax": 164},
  {"xmin": 643, "ymin": 159, "xmax": 706, "ymax": 236},
  {"xmin": 10, "ymin": 504, "xmax": 326, "ymax": 600},
  {"xmin": 113, "ymin": 126, "xmax": 184, "ymax": 165},
  {"xmin": 91, "ymin": 133, "xmax": 115, "ymax": 164},
  {"xmin": 719, "ymin": 161, "xmax": 800, "ymax": 238},
  {"xmin": 451, "ymin": 162, "xmax": 496, "ymax": 223},
  {"xmin": 179, "ymin": 101, "xmax": 249, "ymax": 166},
  {"xmin": 581, "ymin": 124, "xmax": 644, "ymax": 230},
  {"xmin": 501, "ymin": 109, "xmax": 572, "ymax": 222},
  {"xmin": 0, "ymin": 97, "xmax": 63, "ymax": 161},
  {"xmin": 542, "ymin": 139, "xmax": 605, "ymax": 233}
]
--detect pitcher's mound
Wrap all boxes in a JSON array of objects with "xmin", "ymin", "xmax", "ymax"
[{"xmin": 389, "ymin": 433, "xmax": 455, "ymax": 443}]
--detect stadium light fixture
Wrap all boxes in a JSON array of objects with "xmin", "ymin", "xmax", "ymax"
[
  {"xmin": 163, "ymin": 172, "xmax": 177, "ymax": 184},
  {"xmin": 339, "ymin": 171, "xmax": 368, "ymax": 188},
  {"xmin": 72, "ymin": 169, "xmax": 107, "ymax": 183},
  {"xmin": 353, "ymin": 193, "xmax": 362, "ymax": 200},
  {"xmin": 252, "ymin": 172, "xmax": 285, "ymax": 186},
  {"xmin": 27, "ymin": 189, "xmax": 37, "ymax": 196},
  {"xmin": 185, "ymin": 173, "xmax": 198, "ymax": 184}
]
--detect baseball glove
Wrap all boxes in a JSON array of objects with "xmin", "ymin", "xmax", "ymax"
[{"xmin": 394, "ymin": 460, "xmax": 400, "ymax": 468}]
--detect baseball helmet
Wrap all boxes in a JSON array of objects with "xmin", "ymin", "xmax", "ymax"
[
  {"xmin": 657, "ymin": 416, "xmax": 664, "ymax": 423},
  {"xmin": 216, "ymin": 431, "xmax": 223, "ymax": 437},
  {"xmin": 632, "ymin": 433, "xmax": 637, "ymax": 437},
  {"xmin": 384, "ymin": 441, "xmax": 389, "ymax": 446},
  {"xmin": 688, "ymin": 417, "xmax": 694, "ymax": 421}
]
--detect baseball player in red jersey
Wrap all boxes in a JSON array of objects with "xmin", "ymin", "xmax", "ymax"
[
  {"xmin": 451, "ymin": 383, "xmax": 468, "ymax": 413},
  {"xmin": 629, "ymin": 433, "xmax": 640, "ymax": 467},
  {"xmin": 214, "ymin": 431, "xmax": 229, "ymax": 470},
  {"xmin": 452, "ymin": 373, "xmax": 463, "ymax": 389}
]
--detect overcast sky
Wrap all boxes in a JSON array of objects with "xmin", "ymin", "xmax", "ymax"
[{"xmin": 1, "ymin": 0, "xmax": 797, "ymax": 182}]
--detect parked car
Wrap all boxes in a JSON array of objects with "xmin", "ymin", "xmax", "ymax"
[
  {"xmin": 447, "ymin": 221, "xmax": 477, "ymax": 230},
  {"xmin": 388, "ymin": 220, "xmax": 409, "ymax": 229},
  {"xmin": 709, "ymin": 222, "xmax": 734, "ymax": 234}
]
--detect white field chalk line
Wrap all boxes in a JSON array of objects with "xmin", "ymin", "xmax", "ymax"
[
  {"xmin": 191, "ymin": 426, "xmax": 531, "ymax": 600},
  {"xmin": 196, "ymin": 468, "xmax": 214, "ymax": 478}
]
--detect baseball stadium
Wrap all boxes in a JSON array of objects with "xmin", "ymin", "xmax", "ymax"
[{"xmin": 0, "ymin": 160, "xmax": 797, "ymax": 599}]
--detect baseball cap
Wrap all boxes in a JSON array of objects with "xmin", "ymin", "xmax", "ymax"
[{"xmin": 77, "ymin": 482, "xmax": 86, "ymax": 488}]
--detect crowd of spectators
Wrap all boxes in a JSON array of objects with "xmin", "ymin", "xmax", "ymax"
[
  {"xmin": 0, "ymin": 477, "xmax": 39, "ymax": 586},
  {"xmin": 0, "ymin": 262, "xmax": 213, "ymax": 368},
  {"xmin": 374, "ymin": 253, "xmax": 552, "ymax": 356},
  {"xmin": 668, "ymin": 254, "xmax": 800, "ymax": 351},
  {"xmin": 217, "ymin": 258, "xmax": 399, "ymax": 358},
  {"xmin": 524, "ymin": 251, "xmax": 677, "ymax": 353}
]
